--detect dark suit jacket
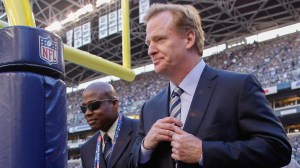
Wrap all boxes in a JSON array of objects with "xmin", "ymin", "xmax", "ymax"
[
  {"xmin": 129, "ymin": 65, "xmax": 291, "ymax": 168},
  {"xmin": 81, "ymin": 115, "xmax": 138, "ymax": 168}
]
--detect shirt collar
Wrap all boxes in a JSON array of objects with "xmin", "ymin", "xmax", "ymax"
[
  {"xmin": 100, "ymin": 116, "xmax": 119, "ymax": 142},
  {"xmin": 170, "ymin": 59, "xmax": 206, "ymax": 96}
]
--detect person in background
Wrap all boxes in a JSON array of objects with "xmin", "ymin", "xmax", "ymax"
[
  {"xmin": 128, "ymin": 3, "xmax": 291, "ymax": 168},
  {"xmin": 80, "ymin": 82, "xmax": 138, "ymax": 168}
]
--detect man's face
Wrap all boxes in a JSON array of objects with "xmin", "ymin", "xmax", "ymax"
[
  {"xmin": 81, "ymin": 89, "xmax": 117, "ymax": 131},
  {"xmin": 146, "ymin": 11, "xmax": 188, "ymax": 78}
]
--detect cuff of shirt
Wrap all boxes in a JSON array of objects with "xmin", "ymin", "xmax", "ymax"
[
  {"xmin": 139, "ymin": 139, "xmax": 154, "ymax": 164},
  {"xmin": 199, "ymin": 153, "xmax": 203, "ymax": 165}
]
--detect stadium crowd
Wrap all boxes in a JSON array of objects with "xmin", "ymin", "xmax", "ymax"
[
  {"xmin": 288, "ymin": 133, "xmax": 300, "ymax": 164},
  {"xmin": 68, "ymin": 160, "xmax": 81, "ymax": 168},
  {"xmin": 207, "ymin": 32, "xmax": 300, "ymax": 87},
  {"xmin": 67, "ymin": 32, "xmax": 300, "ymax": 167}
]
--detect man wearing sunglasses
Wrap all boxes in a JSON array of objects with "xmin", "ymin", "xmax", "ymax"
[{"xmin": 80, "ymin": 82, "xmax": 138, "ymax": 168}]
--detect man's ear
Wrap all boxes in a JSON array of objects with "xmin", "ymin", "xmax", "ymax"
[
  {"xmin": 112, "ymin": 99, "xmax": 119, "ymax": 110},
  {"xmin": 186, "ymin": 30, "xmax": 196, "ymax": 49}
]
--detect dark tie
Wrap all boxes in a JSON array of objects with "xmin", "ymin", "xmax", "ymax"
[
  {"xmin": 170, "ymin": 87, "xmax": 184, "ymax": 120},
  {"xmin": 170, "ymin": 87, "xmax": 184, "ymax": 168},
  {"xmin": 103, "ymin": 133, "xmax": 112, "ymax": 165}
]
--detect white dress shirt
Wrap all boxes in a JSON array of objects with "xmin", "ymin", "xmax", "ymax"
[{"xmin": 100, "ymin": 116, "xmax": 119, "ymax": 151}]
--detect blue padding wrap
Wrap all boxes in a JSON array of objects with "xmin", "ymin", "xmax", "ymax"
[
  {"xmin": 0, "ymin": 72, "xmax": 67, "ymax": 168},
  {"xmin": 45, "ymin": 76, "xmax": 68, "ymax": 168},
  {"xmin": 0, "ymin": 26, "xmax": 64, "ymax": 76}
]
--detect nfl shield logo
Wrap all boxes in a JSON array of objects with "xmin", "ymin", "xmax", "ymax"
[{"xmin": 39, "ymin": 36, "xmax": 58, "ymax": 65}]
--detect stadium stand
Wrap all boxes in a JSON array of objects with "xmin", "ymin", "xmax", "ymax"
[
  {"xmin": 67, "ymin": 159, "xmax": 81, "ymax": 168},
  {"xmin": 287, "ymin": 133, "xmax": 300, "ymax": 164},
  {"xmin": 206, "ymin": 32, "xmax": 300, "ymax": 88}
]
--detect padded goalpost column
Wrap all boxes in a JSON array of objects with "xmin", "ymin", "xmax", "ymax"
[{"xmin": 0, "ymin": 26, "xmax": 67, "ymax": 168}]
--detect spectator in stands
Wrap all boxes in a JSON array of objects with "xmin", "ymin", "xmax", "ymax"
[
  {"xmin": 128, "ymin": 3, "xmax": 291, "ymax": 168},
  {"xmin": 80, "ymin": 82, "xmax": 138, "ymax": 168}
]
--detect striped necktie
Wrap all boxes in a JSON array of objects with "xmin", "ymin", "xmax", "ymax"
[
  {"xmin": 170, "ymin": 87, "xmax": 183, "ymax": 168},
  {"xmin": 170, "ymin": 87, "xmax": 183, "ymax": 120},
  {"xmin": 103, "ymin": 133, "xmax": 112, "ymax": 165}
]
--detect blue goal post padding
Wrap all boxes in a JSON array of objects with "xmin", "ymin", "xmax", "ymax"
[{"xmin": 0, "ymin": 26, "xmax": 67, "ymax": 168}]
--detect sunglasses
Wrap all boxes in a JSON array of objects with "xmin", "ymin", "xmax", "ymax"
[{"xmin": 80, "ymin": 99, "xmax": 115, "ymax": 113}]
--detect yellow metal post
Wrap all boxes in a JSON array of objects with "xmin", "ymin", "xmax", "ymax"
[
  {"xmin": 64, "ymin": 45, "xmax": 135, "ymax": 81},
  {"xmin": 122, "ymin": 0, "xmax": 132, "ymax": 69},
  {"xmin": 3, "ymin": 0, "xmax": 36, "ymax": 27},
  {"xmin": 0, "ymin": 20, "xmax": 9, "ymax": 28},
  {"xmin": 2, "ymin": 0, "xmax": 136, "ymax": 82},
  {"xmin": 0, "ymin": 20, "xmax": 136, "ymax": 82}
]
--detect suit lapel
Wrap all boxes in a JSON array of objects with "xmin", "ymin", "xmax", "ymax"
[
  {"xmin": 148, "ymin": 88, "xmax": 170, "ymax": 121},
  {"xmin": 183, "ymin": 65, "xmax": 217, "ymax": 135},
  {"xmin": 83, "ymin": 132, "xmax": 107, "ymax": 168},
  {"xmin": 86, "ymin": 132, "xmax": 99, "ymax": 168},
  {"xmin": 107, "ymin": 116, "xmax": 132, "ymax": 168},
  {"xmin": 158, "ymin": 88, "xmax": 170, "ymax": 118}
]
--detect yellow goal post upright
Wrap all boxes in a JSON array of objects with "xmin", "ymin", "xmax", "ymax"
[{"xmin": 2, "ymin": 0, "xmax": 136, "ymax": 82}]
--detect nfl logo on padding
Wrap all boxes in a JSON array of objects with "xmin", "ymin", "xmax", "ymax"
[{"xmin": 39, "ymin": 36, "xmax": 58, "ymax": 65}]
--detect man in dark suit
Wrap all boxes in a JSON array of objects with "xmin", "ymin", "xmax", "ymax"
[
  {"xmin": 128, "ymin": 3, "xmax": 292, "ymax": 168},
  {"xmin": 80, "ymin": 82, "xmax": 138, "ymax": 168}
]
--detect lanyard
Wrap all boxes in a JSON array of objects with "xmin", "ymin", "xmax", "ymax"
[{"xmin": 94, "ymin": 114, "xmax": 123, "ymax": 168}]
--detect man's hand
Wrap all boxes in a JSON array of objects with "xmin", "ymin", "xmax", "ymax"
[
  {"xmin": 171, "ymin": 126, "xmax": 202, "ymax": 163},
  {"xmin": 143, "ymin": 117, "xmax": 182, "ymax": 150}
]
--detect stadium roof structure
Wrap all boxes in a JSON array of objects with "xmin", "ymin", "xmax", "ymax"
[{"xmin": 1, "ymin": 0, "xmax": 300, "ymax": 86}]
